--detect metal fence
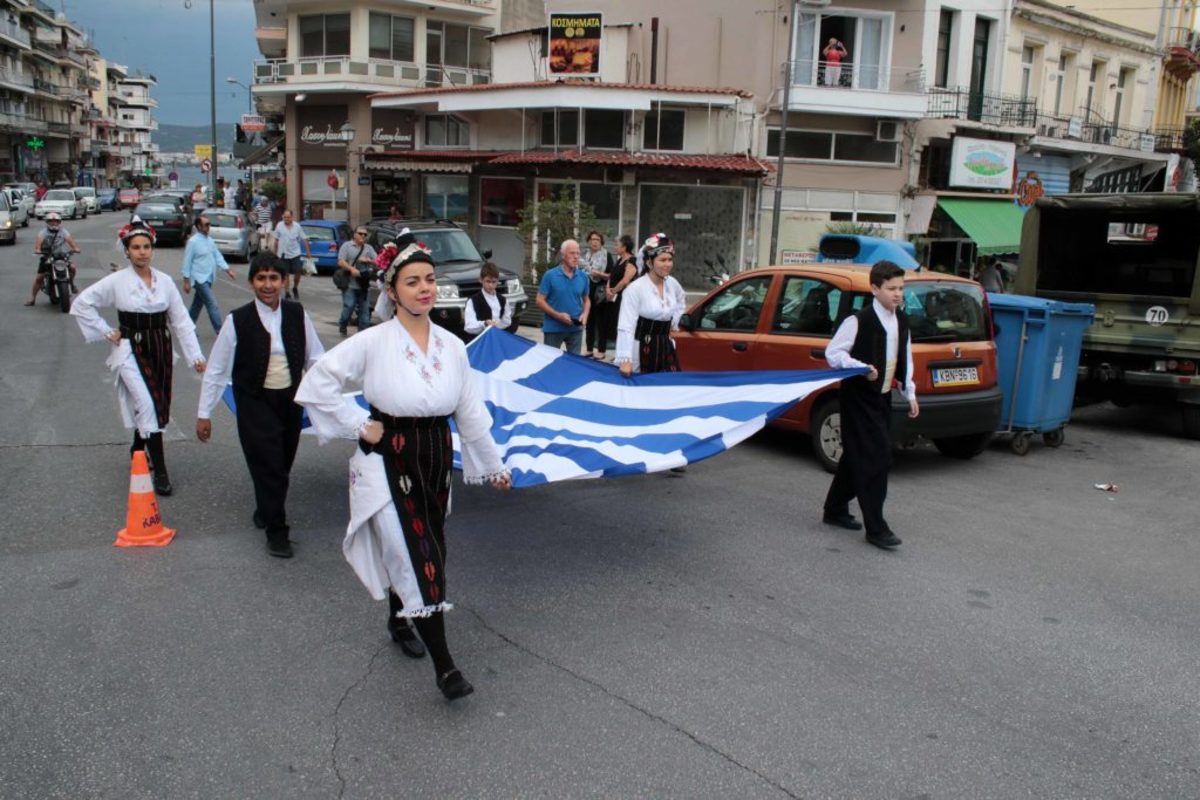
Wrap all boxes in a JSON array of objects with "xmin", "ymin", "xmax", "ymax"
[{"xmin": 926, "ymin": 87, "xmax": 1037, "ymax": 127}]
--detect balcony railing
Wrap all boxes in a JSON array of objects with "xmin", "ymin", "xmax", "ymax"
[
  {"xmin": 253, "ymin": 56, "xmax": 490, "ymax": 89},
  {"xmin": 1033, "ymin": 113, "xmax": 1156, "ymax": 151},
  {"xmin": 0, "ymin": 18, "xmax": 31, "ymax": 48},
  {"xmin": 791, "ymin": 59, "xmax": 924, "ymax": 93},
  {"xmin": 0, "ymin": 66, "xmax": 33, "ymax": 90},
  {"xmin": 927, "ymin": 86, "xmax": 1037, "ymax": 128},
  {"xmin": 1167, "ymin": 26, "xmax": 1200, "ymax": 53}
]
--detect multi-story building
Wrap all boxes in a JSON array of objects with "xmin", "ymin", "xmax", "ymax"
[
  {"xmin": 113, "ymin": 73, "xmax": 160, "ymax": 184},
  {"xmin": 0, "ymin": 0, "xmax": 155, "ymax": 188}
]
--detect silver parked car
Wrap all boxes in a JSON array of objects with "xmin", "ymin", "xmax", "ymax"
[
  {"xmin": 2, "ymin": 187, "xmax": 31, "ymax": 227},
  {"xmin": 203, "ymin": 209, "xmax": 260, "ymax": 261},
  {"xmin": 73, "ymin": 186, "xmax": 100, "ymax": 215},
  {"xmin": 35, "ymin": 188, "xmax": 84, "ymax": 220}
]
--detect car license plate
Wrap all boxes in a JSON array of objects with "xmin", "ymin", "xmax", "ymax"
[{"xmin": 932, "ymin": 366, "xmax": 979, "ymax": 387}]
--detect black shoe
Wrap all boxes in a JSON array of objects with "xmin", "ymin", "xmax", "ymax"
[
  {"xmin": 823, "ymin": 512, "xmax": 863, "ymax": 531},
  {"xmin": 387, "ymin": 617, "xmax": 427, "ymax": 659},
  {"xmin": 152, "ymin": 473, "xmax": 173, "ymax": 497},
  {"xmin": 252, "ymin": 510, "xmax": 266, "ymax": 530},
  {"xmin": 865, "ymin": 529, "xmax": 902, "ymax": 549},
  {"xmin": 338, "ymin": 326, "xmax": 347, "ymax": 336},
  {"xmin": 292, "ymin": 288, "xmax": 299, "ymax": 299},
  {"xmin": 266, "ymin": 538, "xmax": 294, "ymax": 558},
  {"xmin": 437, "ymin": 669, "xmax": 474, "ymax": 701}
]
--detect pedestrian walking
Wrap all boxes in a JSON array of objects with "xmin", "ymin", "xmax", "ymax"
[
  {"xmin": 295, "ymin": 239, "xmax": 511, "ymax": 701},
  {"xmin": 597, "ymin": 234, "xmax": 637, "ymax": 360},
  {"xmin": 536, "ymin": 239, "xmax": 590, "ymax": 354},
  {"xmin": 335, "ymin": 226, "xmax": 378, "ymax": 335},
  {"xmin": 191, "ymin": 183, "xmax": 207, "ymax": 212},
  {"xmin": 581, "ymin": 230, "xmax": 613, "ymax": 358},
  {"xmin": 272, "ymin": 209, "xmax": 312, "ymax": 300},
  {"xmin": 254, "ymin": 194, "xmax": 273, "ymax": 243},
  {"xmin": 617, "ymin": 233, "xmax": 687, "ymax": 376},
  {"xmin": 70, "ymin": 218, "xmax": 207, "ymax": 496},
  {"xmin": 195, "ymin": 252, "xmax": 325, "ymax": 558},
  {"xmin": 463, "ymin": 261, "xmax": 513, "ymax": 340},
  {"xmin": 181, "ymin": 213, "xmax": 237, "ymax": 332},
  {"xmin": 821, "ymin": 260, "xmax": 919, "ymax": 550}
]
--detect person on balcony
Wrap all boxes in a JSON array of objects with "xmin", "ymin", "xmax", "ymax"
[{"xmin": 823, "ymin": 38, "xmax": 848, "ymax": 87}]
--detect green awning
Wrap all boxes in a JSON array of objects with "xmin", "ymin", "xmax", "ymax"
[{"xmin": 937, "ymin": 198, "xmax": 1025, "ymax": 256}]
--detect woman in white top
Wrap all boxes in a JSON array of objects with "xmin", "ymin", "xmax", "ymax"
[
  {"xmin": 70, "ymin": 218, "xmax": 206, "ymax": 495},
  {"xmin": 295, "ymin": 236, "xmax": 511, "ymax": 701},
  {"xmin": 616, "ymin": 233, "xmax": 687, "ymax": 377}
]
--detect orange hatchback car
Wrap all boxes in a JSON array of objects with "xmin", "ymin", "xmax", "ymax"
[{"xmin": 674, "ymin": 264, "xmax": 1003, "ymax": 471}]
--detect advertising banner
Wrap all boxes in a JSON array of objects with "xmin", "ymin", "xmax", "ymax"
[
  {"xmin": 548, "ymin": 12, "xmax": 602, "ymax": 76},
  {"xmin": 241, "ymin": 115, "xmax": 267, "ymax": 134},
  {"xmin": 949, "ymin": 137, "xmax": 1016, "ymax": 190}
]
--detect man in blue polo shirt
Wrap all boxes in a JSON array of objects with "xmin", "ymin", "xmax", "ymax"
[{"xmin": 536, "ymin": 238, "xmax": 590, "ymax": 354}]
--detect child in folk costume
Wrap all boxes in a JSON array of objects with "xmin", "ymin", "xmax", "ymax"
[
  {"xmin": 822, "ymin": 260, "xmax": 919, "ymax": 550},
  {"xmin": 70, "ymin": 218, "xmax": 207, "ymax": 496},
  {"xmin": 295, "ymin": 239, "xmax": 511, "ymax": 701},
  {"xmin": 616, "ymin": 233, "xmax": 688, "ymax": 377},
  {"xmin": 194, "ymin": 252, "xmax": 325, "ymax": 559},
  {"xmin": 462, "ymin": 261, "xmax": 512, "ymax": 340}
]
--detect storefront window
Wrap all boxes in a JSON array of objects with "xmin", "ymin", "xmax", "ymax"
[
  {"xmin": 301, "ymin": 168, "xmax": 347, "ymax": 219},
  {"xmin": 479, "ymin": 177, "xmax": 525, "ymax": 227},
  {"xmin": 424, "ymin": 174, "xmax": 468, "ymax": 222}
]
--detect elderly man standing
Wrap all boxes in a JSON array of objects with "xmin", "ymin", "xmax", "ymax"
[
  {"xmin": 182, "ymin": 213, "xmax": 237, "ymax": 332},
  {"xmin": 536, "ymin": 239, "xmax": 590, "ymax": 354}
]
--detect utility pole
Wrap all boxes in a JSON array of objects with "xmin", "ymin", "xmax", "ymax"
[
  {"xmin": 769, "ymin": 0, "xmax": 799, "ymax": 264},
  {"xmin": 209, "ymin": 0, "xmax": 218, "ymax": 201}
]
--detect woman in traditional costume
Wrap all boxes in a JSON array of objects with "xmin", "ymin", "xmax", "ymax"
[
  {"xmin": 71, "ymin": 218, "xmax": 206, "ymax": 495},
  {"xmin": 295, "ymin": 236, "xmax": 510, "ymax": 701},
  {"xmin": 616, "ymin": 233, "xmax": 687, "ymax": 377}
]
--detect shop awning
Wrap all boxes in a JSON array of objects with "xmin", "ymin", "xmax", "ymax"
[
  {"xmin": 238, "ymin": 135, "xmax": 283, "ymax": 168},
  {"xmin": 937, "ymin": 198, "xmax": 1025, "ymax": 256},
  {"xmin": 363, "ymin": 159, "xmax": 474, "ymax": 173}
]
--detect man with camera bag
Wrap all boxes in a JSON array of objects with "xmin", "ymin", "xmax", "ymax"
[{"xmin": 336, "ymin": 226, "xmax": 378, "ymax": 336}]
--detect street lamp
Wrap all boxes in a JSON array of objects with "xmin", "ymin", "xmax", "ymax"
[
  {"xmin": 225, "ymin": 77, "xmax": 252, "ymax": 114},
  {"xmin": 337, "ymin": 123, "xmax": 356, "ymax": 222}
]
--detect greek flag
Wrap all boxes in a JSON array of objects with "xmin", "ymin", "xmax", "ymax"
[
  {"xmin": 463, "ymin": 329, "xmax": 859, "ymax": 488},
  {"xmin": 223, "ymin": 330, "xmax": 859, "ymax": 489}
]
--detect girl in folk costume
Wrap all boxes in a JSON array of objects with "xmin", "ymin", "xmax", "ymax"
[
  {"xmin": 616, "ymin": 233, "xmax": 688, "ymax": 377},
  {"xmin": 295, "ymin": 237, "xmax": 511, "ymax": 702},
  {"xmin": 70, "ymin": 218, "xmax": 207, "ymax": 496}
]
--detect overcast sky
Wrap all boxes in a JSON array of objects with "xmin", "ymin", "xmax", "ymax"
[{"xmin": 63, "ymin": 0, "xmax": 259, "ymax": 126}]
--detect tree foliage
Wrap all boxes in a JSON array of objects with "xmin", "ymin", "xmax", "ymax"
[
  {"xmin": 515, "ymin": 182, "xmax": 599, "ymax": 280},
  {"xmin": 258, "ymin": 180, "xmax": 286, "ymax": 203},
  {"xmin": 824, "ymin": 220, "xmax": 885, "ymax": 239}
]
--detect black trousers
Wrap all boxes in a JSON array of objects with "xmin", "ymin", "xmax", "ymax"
[
  {"xmin": 234, "ymin": 385, "xmax": 303, "ymax": 542},
  {"xmin": 585, "ymin": 298, "xmax": 608, "ymax": 352},
  {"xmin": 824, "ymin": 387, "xmax": 892, "ymax": 535}
]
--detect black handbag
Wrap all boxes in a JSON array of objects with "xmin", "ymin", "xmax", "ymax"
[{"xmin": 332, "ymin": 244, "xmax": 364, "ymax": 291}]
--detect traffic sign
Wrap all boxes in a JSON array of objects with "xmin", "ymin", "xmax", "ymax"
[
  {"xmin": 326, "ymin": 170, "xmax": 339, "ymax": 189},
  {"xmin": 194, "ymin": 144, "xmax": 213, "ymax": 159},
  {"xmin": 200, "ymin": 158, "xmax": 212, "ymax": 174},
  {"xmin": 168, "ymin": 170, "xmax": 179, "ymax": 182}
]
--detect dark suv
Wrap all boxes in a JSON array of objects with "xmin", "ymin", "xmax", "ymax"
[{"xmin": 364, "ymin": 219, "xmax": 526, "ymax": 336}]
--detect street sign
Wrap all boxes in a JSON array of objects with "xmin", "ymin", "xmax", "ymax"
[
  {"xmin": 194, "ymin": 144, "xmax": 213, "ymax": 159},
  {"xmin": 200, "ymin": 158, "xmax": 212, "ymax": 174},
  {"xmin": 168, "ymin": 170, "xmax": 179, "ymax": 182},
  {"xmin": 241, "ymin": 114, "xmax": 266, "ymax": 133},
  {"xmin": 326, "ymin": 170, "xmax": 339, "ymax": 189}
]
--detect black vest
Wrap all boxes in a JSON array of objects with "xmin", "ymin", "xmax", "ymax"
[
  {"xmin": 231, "ymin": 300, "xmax": 306, "ymax": 394},
  {"xmin": 848, "ymin": 303, "xmax": 909, "ymax": 394},
  {"xmin": 469, "ymin": 289, "xmax": 506, "ymax": 322}
]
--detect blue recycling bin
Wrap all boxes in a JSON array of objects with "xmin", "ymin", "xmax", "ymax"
[{"xmin": 988, "ymin": 293, "xmax": 1095, "ymax": 453}]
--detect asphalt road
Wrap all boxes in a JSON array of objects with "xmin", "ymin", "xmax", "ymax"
[{"xmin": 3, "ymin": 212, "xmax": 1200, "ymax": 799}]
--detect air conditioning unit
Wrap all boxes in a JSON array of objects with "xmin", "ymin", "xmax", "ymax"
[
  {"xmin": 604, "ymin": 168, "xmax": 635, "ymax": 185},
  {"xmin": 876, "ymin": 120, "xmax": 901, "ymax": 142}
]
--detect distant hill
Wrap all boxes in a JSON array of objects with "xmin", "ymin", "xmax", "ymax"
[{"xmin": 154, "ymin": 123, "xmax": 238, "ymax": 154}]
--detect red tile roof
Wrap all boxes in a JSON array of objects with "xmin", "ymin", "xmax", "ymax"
[
  {"xmin": 486, "ymin": 150, "xmax": 772, "ymax": 175},
  {"xmin": 371, "ymin": 80, "xmax": 752, "ymax": 100}
]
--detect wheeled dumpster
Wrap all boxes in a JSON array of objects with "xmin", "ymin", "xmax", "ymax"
[{"xmin": 988, "ymin": 293, "xmax": 1095, "ymax": 454}]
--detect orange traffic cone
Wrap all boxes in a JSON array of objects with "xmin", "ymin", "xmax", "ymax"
[{"xmin": 114, "ymin": 450, "xmax": 176, "ymax": 548}]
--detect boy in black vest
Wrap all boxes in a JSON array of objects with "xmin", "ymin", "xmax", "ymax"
[
  {"xmin": 195, "ymin": 252, "xmax": 325, "ymax": 558},
  {"xmin": 462, "ymin": 261, "xmax": 512, "ymax": 341},
  {"xmin": 822, "ymin": 260, "xmax": 919, "ymax": 549}
]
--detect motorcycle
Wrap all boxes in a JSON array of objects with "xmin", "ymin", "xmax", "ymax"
[
  {"xmin": 703, "ymin": 254, "xmax": 730, "ymax": 286},
  {"xmin": 40, "ymin": 251, "xmax": 73, "ymax": 313}
]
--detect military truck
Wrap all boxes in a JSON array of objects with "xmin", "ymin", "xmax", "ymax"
[{"xmin": 1013, "ymin": 194, "xmax": 1200, "ymax": 439}]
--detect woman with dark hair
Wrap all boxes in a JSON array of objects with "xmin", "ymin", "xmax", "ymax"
[
  {"xmin": 295, "ymin": 236, "xmax": 511, "ymax": 701},
  {"xmin": 616, "ymin": 232, "xmax": 687, "ymax": 377},
  {"xmin": 595, "ymin": 234, "xmax": 637, "ymax": 361},
  {"xmin": 581, "ymin": 229, "xmax": 612, "ymax": 358},
  {"xmin": 71, "ymin": 218, "xmax": 206, "ymax": 495}
]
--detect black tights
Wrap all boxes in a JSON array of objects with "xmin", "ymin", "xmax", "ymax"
[
  {"xmin": 389, "ymin": 590, "xmax": 455, "ymax": 677},
  {"xmin": 132, "ymin": 431, "xmax": 168, "ymax": 478}
]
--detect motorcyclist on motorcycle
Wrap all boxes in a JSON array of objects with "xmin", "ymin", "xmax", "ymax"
[{"xmin": 24, "ymin": 211, "xmax": 81, "ymax": 306}]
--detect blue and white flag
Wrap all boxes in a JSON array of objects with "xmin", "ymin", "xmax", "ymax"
[
  {"xmin": 464, "ymin": 329, "xmax": 859, "ymax": 488},
  {"xmin": 223, "ymin": 329, "xmax": 860, "ymax": 489}
]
